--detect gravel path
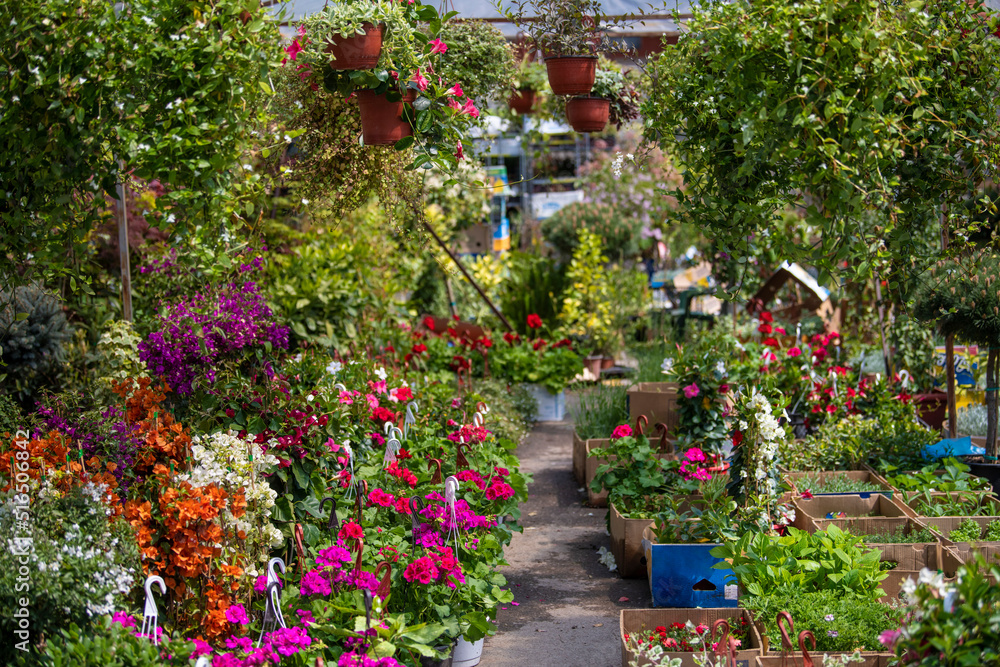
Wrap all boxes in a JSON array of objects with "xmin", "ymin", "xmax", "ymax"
[{"xmin": 480, "ymin": 417, "xmax": 651, "ymax": 667}]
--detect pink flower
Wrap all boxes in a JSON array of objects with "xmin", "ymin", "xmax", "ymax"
[
  {"xmin": 368, "ymin": 487, "xmax": 395, "ymax": 507},
  {"xmin": 446, "ymin": 83, "xmax": 464, "ymax": 96},
  {"xmin": 283, "ymin": 39, "xmax": 302, "ymax": 64},
  {"xmin": 610, "ymin": 424, "xmax": 633, "ymax": 440},
  {"xmin": 325, "ymin": 438, "xmax": 340, "ymax": 453},
  {"xmin": 451, "ymin": 397, "xmax": 462, "ymax": 408},
  {"xmin": 403, "ymin": 556, "xmax": 439, "ymax": 584},
  {"xmin": 412, "ymin": 69, "xmax": 430, "ymax": 91},
  {"xmin": 684, "ymin": 447, "xmax": 706, "ymax": 463},
  {"xmin": 447, "ymin": 97, "xmax": 462, "ymax": 112},
  {"xmin": 366, "ymin": 393, "xmax": 379, "ymax": 410},
  {"xmin": 878, "ymin": 629, "xmax": 902, "ymax": 648},
  {"xmin": 455, "ymin": 141, "xmax": 464, "ymax": 160},
  {"xmin": 297, "ymin": 25, "xmax": 307, "ymax": 36},
  {"xmin": 461, "ymin": 98, "xmax": 480, "ymax": 118},
  {"xmin": 428, "ymin": 38, "xmax": 448, "ymax": 54},
  {"xmin": 369, "ymin": 379, "xmax": 388, "ymax": 395},
  {"xmin": 191, "ymin": 638, "xmax": 213, "ymax": 657},
  {"xmin": 225, "ymin": 603, "xmax": 250, "ymax": 625},
  {"xmin": 485, "ymin": 480, "xmax": 515, "ymax": 501},
  {"xmin": 787, "ymin": 346, "xmax": 802, "ymax": 358},
  {"xmin": 683, "ymin": 383, "xmax": 700, "ymax": 399},
  {"xmin": 338, "ymin": 391, "xmax": 354, "ymax": 405}
]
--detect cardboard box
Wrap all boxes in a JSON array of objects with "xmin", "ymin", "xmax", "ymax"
[
  {"xmin": 573, "ymin": 432, "xmax": 609, "ymax": 486},
  {"xmin": 620, "ymin": 608, "xmax": 760, "ymax": 667},
  {"xmin": 784, "ymin": 470, "xmax": 894, "ymax": 495},
  {"xmin": 793, "ymin": 493, "xmax": 916, "ymax": 529},
  {"xmin": 749, "ymin": 614, "xmax": 893, "ymax": 665},
  {"xmin": 627, "ymin": 382, "xmax": 680, "ymax": 440},
  {"xmin": 610, "ymin": 501, "xmax": 656, "ymax": 579},
  {"xmin": 585, "ymin": 441, "xmax": 675, "ymax": 508},
  {"xmin": 643, "ymin": 526, "xmax": 738, "ymax": 608},
  {"xmin": 903, "ymin": 491, "xmax": 1000, "ymax": 518}
]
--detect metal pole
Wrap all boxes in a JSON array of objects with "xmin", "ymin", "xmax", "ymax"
[{"xmin": 116, "ymin": 159, "xmax": 132, "ymax": 322}]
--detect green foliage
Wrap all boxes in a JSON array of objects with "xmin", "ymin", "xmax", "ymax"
[
  {"xmin": 653, "ymin": 480, "xmax": 738, "ymax": 544},
  {"xmin": 790, "ymin": 473, "xmax": 884, "ymax": 494},
  {"xmin": 789, "ymin": 411, "xmax": 938, "ymax": 472},
  {"xmin": 497, "ymin": 253, "xmax": 567, "ymax": 336},
  {"xmin": 629, "ymin": 340, "xmax": 678, "ymax": 383},
  {"xmin": 643, "ymin": 0, "xmax": 1000, "ymax": 288},
  {"xmin": 914, "ymin": 251, "xmax": 1000, "ymax": 347},
  {"xmin": 490, "ymin": 342, "xmax": 583, "ymax": 394},
  {"xmin": 0, "ymin": 394, "xmax": 23, "ymax": 435},
  {"xmin": 498, "ymin": 0, "xmax": 626, "ymax": 56},
  {"xmin": 744, "ymin": 589, "xmax": 904, "ymax": 652},
  {"xmin": 0, "ymin": 283, "xmax": 73, "ymax": 404},
  {"xmin": 514, "ymin": 56, "xmax": 549, "ymax": 92},
  {"xmin": 436, "ymin": 21, "xmax": 517, "ymax": 103},
  {"xmin": 0, "ymin": 483, "xmax": 140, "ymax": 663},
  {"xmin": 542, "ymin": 201, "xmax": 644, "ymax": 260},
  {"xmin": 888, "ymin": 314, "xmax": 939, "ymax": 392},
  {"xmin": 571, "ymin": 384, "xmax": 628, "ymax": 440},
  {"xmin": 2, "ymin": 0, "xmax": 284, "ymax": 285},
  {"xmin": 465, "ymin": 380, "xmax": 537, "ymax": 443},
  {"xmin": 884, "ymin": 457, "xmax": 991, "ymax": 494},
  {"xmin": 589, "ymin": 434, "xmax": 682, "ymax": 514},
  {"xmin": 93, "ymin": 320, "xmax": 147, "ymax": 402},
  {"xmin": 891, "ymin": 555, "xmax": 1000, "ymax": 665},
  {"xmin": 948, "ymin": 518, "xmax": 989, "ymax": 544},
  {"xmin": 37, "ymin": 617, "xmax": 196, "ymax": 667},
  {"xmin": 711, "ymin": 525, "xmax": 888, "ymax": 600}
]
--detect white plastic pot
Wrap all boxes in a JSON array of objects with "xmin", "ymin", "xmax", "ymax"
[
  {"xmin": 452, "ymin": 635, "xmax": 485, "ymax": 667},
  {"xmin": 526, "ymin": 384, "xmax": 566, "ymax": 421}
]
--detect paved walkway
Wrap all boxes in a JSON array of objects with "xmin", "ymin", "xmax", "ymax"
[{"xmin": 480, "ymin": 418, "xmax": 651, "ymax": 667}]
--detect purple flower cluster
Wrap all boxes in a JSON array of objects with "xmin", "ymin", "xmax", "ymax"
[
  {"xmin": 36, "ymin": 401, "xmax": 142, "ymax": 495},
  {"xmin": 299, "ymin": 539, "xmax": 378, "ymax": 597},
  {"xmin": 338, "ymin": 652, "xmax": 406, "ymax": 667},
  {"xmin": 138, "ymin": 263, "xmax": 289, "ymax": 395},
  {"xmin": 420, "ymin": 492, "xmax": 496, "ymax": 532},
  {"xmin": 212, "ymin": 626, "xmax": 312, "ymax": 666}
]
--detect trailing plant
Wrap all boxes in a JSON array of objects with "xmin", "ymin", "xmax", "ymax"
[
  {"xmin": 727, "ymin": 386, "xmax": 788, "ymax": 531},
  {"xmin": 589, "ymin": 60, "xmax": 640, "ymax": 129},
  {"xmin": 436, "ymin": 21, "xmax": 517, "ymax": 103},
  {"xmin": 497, "ymin": 0, "xmax": 628, "ymax": 56}
]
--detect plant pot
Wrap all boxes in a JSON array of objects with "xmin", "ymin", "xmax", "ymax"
[
  {"xmin": 968, "ymin": 460, "xmax": 1000, "ymax": 495},
  {"xmin": 600, "ymin": 355, "xmax": 615, "ymax": 369},
  {"xmin": 526, "ymin": 383, "xmax": 565, "ymax": 422},
  {"xmin": 544, "ymin": 55, "xmax": 597, "ymax": 96},
  {"xmin": 565, "ymin": 96, "xmax": 609, "ymax": 133},
  {"xmin": 453, "ymin": 634, "xmax": 485, "ymax": 667},
  {"xmin": 583, "ymin": 355, "xmax": 603, "ymax": 379},
  {"xmin": 356, "ymin": 89, "xmax": 414, "ymax": 146},
  {"xmin": 325, "ymin": 23, "xmax": 383, "ymax": 70},
  {"xmin": 508, "ymin": 89, "xmax": 537, "ymax": 114},
  {"xmin": 642, "ymin": 527, "xmax": 738, "ymax": 608},
  {"xmin": 914, "ymin": 390, "xmax": 948, "ymax": 429}
]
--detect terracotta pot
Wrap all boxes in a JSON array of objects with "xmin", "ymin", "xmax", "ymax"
[
  {"xmin": 600, "ymin": 356, "xmax": 615, "ymax": 369},
  {"xmin": 356, "ymin": 89, "xmax": 414, "ymax": 146},
  {"xmin": 583, "ymin": 355, "xmax": 603, "ymax": 378},
  {"xmin": 544, "ymin": 55, "xmax": 597, "ymax": 96},
  {"xmin": 565, "ymin": 96, "xmax": 609, "ymax": 133},
  {"xmin": 508, "ymin": 89, "xmax": 537, "ymax": 114},
  {"xmin": 325, "ymin": 23, "xmax": 383, "ymax": 70},
  {"xmin": 914, "ymin": 390, "xmax": 948, "ymax": 430}
]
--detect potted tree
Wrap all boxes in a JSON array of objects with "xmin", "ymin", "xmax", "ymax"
[
  {"xmin": 508, "ymin": 56, "xmax": 548, "ymax": 115},
  {"xmin": 914, "ymin": 251, "xmax": 1000, "ymax": 490},
  {"xmin": 564, "ymin": 61, "xmax": 640, "ymax": 133},
  {"xmin": 497, "ymin": 0, "xmax": 628, "ymax": 96}
]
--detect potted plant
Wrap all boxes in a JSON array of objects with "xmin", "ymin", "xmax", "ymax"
[
  {"xmin": 508, "ymin": 56, "xmax": 548, "ymax": 114},
  {"xmin": 304, "ymin": 0, "xmax": 391, "ymax": 71},
  {"xmin": 564, "ymin": 61, "xmax": 640, "ymax": 133},
  {"xmin": 914, "ymin": 251, "xmax": 1000, "ymax": 490},
  {"xmin": 497, "ymin": 0, "xmax": 627, "ymax": 95},
  {"xmin": 435, "ymin": 20, "xmax": 517, "ymax": 104}
]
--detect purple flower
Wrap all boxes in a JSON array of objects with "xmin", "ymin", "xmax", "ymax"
[
  {"xmin": 264, "ymin": 626, "xmax": 313, "ymax": 657},
  {"xmin": 225, "ymin": 603, "xmax": 250, "ymax": 625},
  {"xmin": 827, "ymin": 630, "xmax": 838, "ymax": 638}
]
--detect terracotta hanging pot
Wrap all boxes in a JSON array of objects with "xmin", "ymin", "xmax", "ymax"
[
  {"xmin": 325, "ymin": 23, "xmax": 384, "ymax": 70},
  {"xmin": 565, "ymin": 96, "xmax": 609, "ymax": 133},
  {"xmin": 356, "ymin": 89, "xmax": 415, "ymax": 146},
  {"xmin": 508, "ymin": 89, "xmax": 537, "ymax": 115},
  {"xmin": 544, "ymin": 55, "xmax": 597, "ymax": 96}
]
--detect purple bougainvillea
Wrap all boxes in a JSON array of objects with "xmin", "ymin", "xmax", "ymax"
[{"xmin": 138, "ymin": 260, "xmax": 289, "ymax": 395}]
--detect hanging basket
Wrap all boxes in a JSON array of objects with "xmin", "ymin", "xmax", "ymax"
[
  {"xmin": 356, "ymin": 89, "xmax": 415, "ymax": 146},
  {"xmin": 565, "ymin": 96, "xmax": 609, "ymax": 133},
  {"xmin": 544, "ymin": 55, "xmax": 597, "ymax": 96},
  {"xmin": 325, "ymin": 23, "xmax": 384, "ymax": 70},
  {"xmin": 508, "ymin": 89, "xmax": 537, "ymax": 115}
]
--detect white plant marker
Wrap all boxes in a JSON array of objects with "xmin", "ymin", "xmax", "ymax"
[
  {"xmin": 404, "ymin": 401, "xmax": 419, "ymax": 440},
  {"xmin": 383, "ymin": 437, "xmax": 401, "ymax": 468},
  {"xmin": 141, "ymin": 575, "xmax": 166, "ymax": 645},
  {"xmin": 258, "ymin": 558, "xmax": 287, "ymax": 646},
  {"xmin": 445, "ymin": 475, "xmax": 460, "ymax": 548}
]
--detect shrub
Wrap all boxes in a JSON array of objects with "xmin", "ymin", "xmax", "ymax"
[
  {"xmin": 0, "ymin": 283, "xmax": 72, "ymax": 373},
  {"xmin": 541, "ymin": 201, "xmax": 643, "ymax": 259}
]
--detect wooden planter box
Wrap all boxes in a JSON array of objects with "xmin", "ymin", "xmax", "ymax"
[
  {"xmin": 642, "ymin": 526, "xmax": 738, "ymax": 608},
  {"xmin": 923, "ymin": 516, "xmax": 1000, "ymax": 566},
  {"xmin": 610, "ymin": 501, "xmax": 655, "ymax": 579},
  {"xmin": 573, "ymin": 433, "xmax": 609, "ymax": 486},
  {"xmin": 620, "ymin": 608, "xmax": 760, "ymax": 667},
  {"xmin": 627, "ymin": 382, "xmax": 679, "ymax": 441}
]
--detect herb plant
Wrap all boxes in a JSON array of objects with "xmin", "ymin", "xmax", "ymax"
[
  {"xmin": 859, "ymin": 526, "xmax": 937, "ymax": 545},
  {"xmin": 789, "ymin": 473, "xmax": 885, "ymax": 495},
  {"xmin": 949, "ymin": 519, "xmax": 986, "ymax": 544},
  {"xmin": 571, "ymin": 384, "xmax": 629, "ymax": 440}
]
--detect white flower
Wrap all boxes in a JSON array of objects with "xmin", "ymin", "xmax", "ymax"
[
  {"xmin": 326, "ymin": 360, "xmax": 343, "ymax": 376},
  {"xmin": 374, "ymin": 367, "xmax": 387, "ymax": 381},
  {"xmin": 660, "ymin": 357, "xmax": 675, "ymax": 375},
  {"xmin": 596, "ymin": 546, "xmax": 617, "ymax": 572},
  {"xmin": 715, "ymin": 360, "xmax": 727, "ymax": 377}
]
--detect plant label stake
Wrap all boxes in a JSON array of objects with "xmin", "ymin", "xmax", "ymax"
[
  {"xmin": 320, "ymin": 496, "xmax": 340, "ymax": 535},
  {"xmin": 258, "ymin": 558, "xmax": 287, "ymax": 645},
  {"xmin": 798, "ymin": 630, "xmax": 817, "ymax": 667},
  {"xmin": 776, "ymin": 611, "xmax": 795, "ymax": 667},
  {"xmin": 294, "ymin": 523, "xmax": 307, "ymax": 579},
  {"xmin": 343, "ymin": 443, "xmax": 360, "ymax": 502},
  {"xmin": 333, "ymin": 383, "xmax": 347, "ymax": 392},
  {"xmin": 141, "ymin": 575, "xmax": 166, "ymax": 644},
  {"xmin": 374, "ymin": 560, "xmax": 392, "ymax": 600},
  {"xmin": 444, "ymin": 476, "xmax": 460, "ymax": 548},
  {"xmin": 410, "ymin": 496, "xmax": 426, "ymax": 537},
  {"xmin": 472, "ymin": 412, "xmax": 483, "ymax": 428},
  {"xmin": 428, "ymin": 458, "xmax": 442, "ymax": 485},
  {"xmin": 383, "ymin": 438, "xmax": 401, "ymax": 468},
  {"xmin": 383, "ymin": 421, "xmax": 395, "ymax": 437},
  {"xmin": 404, "ymin": 401, "xmax": 419, "ymax": 440}
]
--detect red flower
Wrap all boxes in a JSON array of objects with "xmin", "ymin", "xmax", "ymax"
[
  {"xmin": 553, "ymin": 338, "xmax": 573, "ymax": 349},
  {"xmin": 718, "ymin": 383, "xmax": 730, "ymax": 394},
  {"xmin": 760, "ymin": 311, "xmax": 774, "ymax": 323},
  {"xmin": 732, "ymin": 430, "xmax": 744, "ymax": 447},
  {"xmin": 450, "ymin": 355, "xmax": 471, "ymax": 372},
  {"xmin": 758, "ymin": 323, "xmax": 773, "ymax": 334},
  {"xmin": 800, "ymin": 489, "xmax": 814, "ymax": 499},
  {"xmin": 526, "ymin": 314, "xmax": 543, "ymax": 329},
  {"xmin": 763, "ymin": 337, "xmax": 779, "ymax": 347},
  {"xmin": 503, "ymin": 332, "xmax": 520, "ymax": 345},
  {"xmin": 478, "ymin": 336, "xmax": 493, "ymax": 349},
  {"xmin": 532, "ymin": 339, "xmax": 547, "ymax": 351},
  {"xmin": 412, "ymin": 343, "xmax": 427, "ymax": 354},
  {"xmin": 339, "ymin": 520, "xmax": 364, "ymax": 542},
  {"xmin": 395, "ymin": 386, "xmax": 414, "ymax": 402},
  {"xmin": 423, "ymin": 316, "xmax": 436, "ymax": 331},
  {"xmin": 370, "ymin": 407, "xmax": 397, "ymax": 423},
  {"xmin": 896, "ymin": 392, "xmax": 912, "ymax": 404}
]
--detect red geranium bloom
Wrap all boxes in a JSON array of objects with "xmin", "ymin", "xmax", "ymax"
[
  {"xmin": 760, "ymin": 311, "xmax": 774, "ymax": 323},
  {"xmin": 412, "ymin": 343, "xmax": 427, "ymax": 354},
  {"xmin": 763, "ymin": 337, "xmax": 779, "ymax": 347},
  {"xmin": 423, "ymin": 316, "xmax": 436, "ymax": 331},
  {"xmin": 395, "ymin": 386, "xmax": 414, "ymax": 402},
  {"xmin": 339, "ymin": 520, "xmax": 364, "ymax": 541},
  {"xmin": 732, "ymin": 430, "xmax": 744, "ymax": 447},
  {"xmin": 503, "ymin": 332, "xmax": 520, "ymax": 345},
  {"xmin": 478, "ymin": 336, "xmax": 493, "ymax": 349},
  {"xmin": 758, "ymin": 323, "xmax": 772, "ymax": 334},
  {"xmin": 526, "ymin": 314, "xmax": 543, "ymax": 329},
  {"xmin": 533, "ymin": 339, "xmax": 547, "ymax": 350}
]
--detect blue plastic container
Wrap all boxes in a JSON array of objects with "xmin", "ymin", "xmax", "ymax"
[{"xmin": 644, "ymin": 540, "xmax": 738, "ymax": 608}]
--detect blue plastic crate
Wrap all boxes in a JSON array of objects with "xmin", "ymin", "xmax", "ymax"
[{"xmin": 644, "ymin": 541, "xmax": 738, "ymax": 608}]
